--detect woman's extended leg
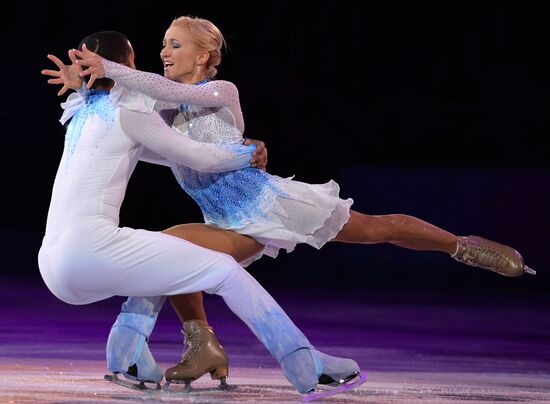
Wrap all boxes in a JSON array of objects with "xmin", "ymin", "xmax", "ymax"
[
  {"xmin": 332, "ymin": 210, "xmax": 458, "ymax": 253},
  {"xmin": 332, "ymin": 210, "xmax": 533, "ymax": 277}
]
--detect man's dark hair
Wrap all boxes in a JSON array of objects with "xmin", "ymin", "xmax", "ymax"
[{"xmin": 78, "ymin": 31, "xmax": 132, "ymax": 89}]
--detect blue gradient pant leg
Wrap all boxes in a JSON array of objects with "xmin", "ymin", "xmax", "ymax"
[
  {"xmin": 204, "ymin": 266, "xmax": 360, "ymax": 393},
  {"xmin": 106, "ymin": 296, "xmax": 166, "ymax": 383},
  {"xmin": 202, "ymin": 266, "xmax": 323, "ymax": 392}
]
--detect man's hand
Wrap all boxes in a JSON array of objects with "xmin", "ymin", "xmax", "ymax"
[
  {"xmin": 41, "ymin": 49, "xmax": 83, "ymax": 96},
  {"xmin": 72, "ymin": 43, "xmax": 106, "ymax": 89},
  {"xmin": 243, "ymin": 138, "xmax": 268, "ymax": 170}
]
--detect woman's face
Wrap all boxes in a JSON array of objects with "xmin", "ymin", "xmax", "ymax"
[{"xmin": 160, "ymin": 26, "xmax": 202, "ymax": 82}]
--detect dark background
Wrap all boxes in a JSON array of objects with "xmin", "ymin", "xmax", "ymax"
[{"xmin": 2, "ymin": 1, "xmax": 548, "ymax": 296}]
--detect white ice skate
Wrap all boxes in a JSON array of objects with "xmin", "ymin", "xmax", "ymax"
[
  {"xmin": 104, "ymin": 297, "xmax": 165, "ymax": 391},
  {"xmin": 280, "ymin": 348, "xmax": 366, "ymax": 401},
  {"xmin": 104, "ymin": 315, "xmax": 163, "ymax": 391}
]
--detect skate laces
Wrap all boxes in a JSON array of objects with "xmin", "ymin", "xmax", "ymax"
[
  {"xmin": 179, "ymin": 328, "xmax": 203, "ymax": 363},
  {"xmin": 462, "ymin": 239, "xmax": 510, "ymax": 270}
]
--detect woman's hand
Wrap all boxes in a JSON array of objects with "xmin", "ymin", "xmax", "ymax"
[
  {"xmin": 244, "ymin": 138, "xmax": 268, "ymax": 170},
  {"xmin": 41, "ymin": 49, "xmax": 82, "ymax": 96},
  {"xmin": 72, "ymin": 44, "xmax": 105, "ymax": 89}
]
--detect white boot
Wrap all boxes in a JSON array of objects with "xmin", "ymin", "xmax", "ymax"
[{"xmin": 106, "ymin": 296, "xmax": 166, "ymax": 384}]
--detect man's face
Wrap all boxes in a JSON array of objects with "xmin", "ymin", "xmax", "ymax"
[{"xmin": 160, "ymin": 26, "xmax": 202, "ymax": 82}]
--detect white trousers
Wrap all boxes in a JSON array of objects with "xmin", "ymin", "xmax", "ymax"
[{"xmin": 39, "ymin": 216, "xmax": 312, "ymax": 361}]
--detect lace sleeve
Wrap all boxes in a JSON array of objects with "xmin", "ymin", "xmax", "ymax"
[
  {"xmin": 119, "ymin": 108, "xmax": 254, "ymax": 173},
  {"xmin": 103, "ymin": 60, "xmax": 239, "ymax": 109},
  {"xmin": 103, "ymin": 60, "xmax": 244, "ymax": 132}
]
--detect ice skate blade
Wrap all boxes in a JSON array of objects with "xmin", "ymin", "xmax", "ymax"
[
  {"xmin": 318, "ymin": 370, "xmax": 359, "ymax": 386},
  {"xmin": 524, "ymin": 266, "xmax": 536, "ymax": 276},
  {"xmin": 163, "ymin": 380, "xmax": 192, "ymax": 393},
  {"xmin": 104, "ymin": 373, "xmax": 161, "ymax": 392},
  {"xmin": 301, "ymin": 372, "xmax": 367, "ymax": 402},
  {"xmin": 218, "ymin": 376, "xmax": 237, "ymax": 391},
  {"xmin": 163, "ymin": 378, "xmax": 236, "ymax": 393}
]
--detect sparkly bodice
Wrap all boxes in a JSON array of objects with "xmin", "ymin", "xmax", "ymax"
[
  {"xmin": 169, "ymin": 104, "xmax": 287, "ymax": 228},
  {"xmin": 172, "ymin": 165, "xmax": 284, "ymax": 228},
  {"xmin": 174, "ymin": 104, "xmax": 243, "ymax": 144}
]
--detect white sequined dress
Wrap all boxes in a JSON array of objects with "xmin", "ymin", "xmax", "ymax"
[{"xmin": 104, "ymin": 60, "xmax": 353, "ymax": 265}]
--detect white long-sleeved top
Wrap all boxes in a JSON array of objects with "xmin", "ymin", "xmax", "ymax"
[{"xmin": 43, "ymin": 86, "xmax": 253, "ymax": 245}]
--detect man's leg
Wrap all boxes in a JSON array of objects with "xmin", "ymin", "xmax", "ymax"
[
  {"xmin": 201, "ymin": 258, "xmax": 360, "ymax": 393},
  {"xmin": 101, "ymin": 229, "xmax": 359, "ymax": 394}
]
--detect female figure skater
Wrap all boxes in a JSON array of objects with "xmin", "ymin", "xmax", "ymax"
[
  {"xmin": 74, "ymin": 17, "xmax": 534, "ymax": 282},
  {"xmin": 40, "ymin": 30, "xmax": 364, "ymax": 400}
]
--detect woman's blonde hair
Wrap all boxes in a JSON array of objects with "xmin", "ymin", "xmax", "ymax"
[{"xmin": 171, "ymin": 16, "xmax": 225, "ymax": 79}]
